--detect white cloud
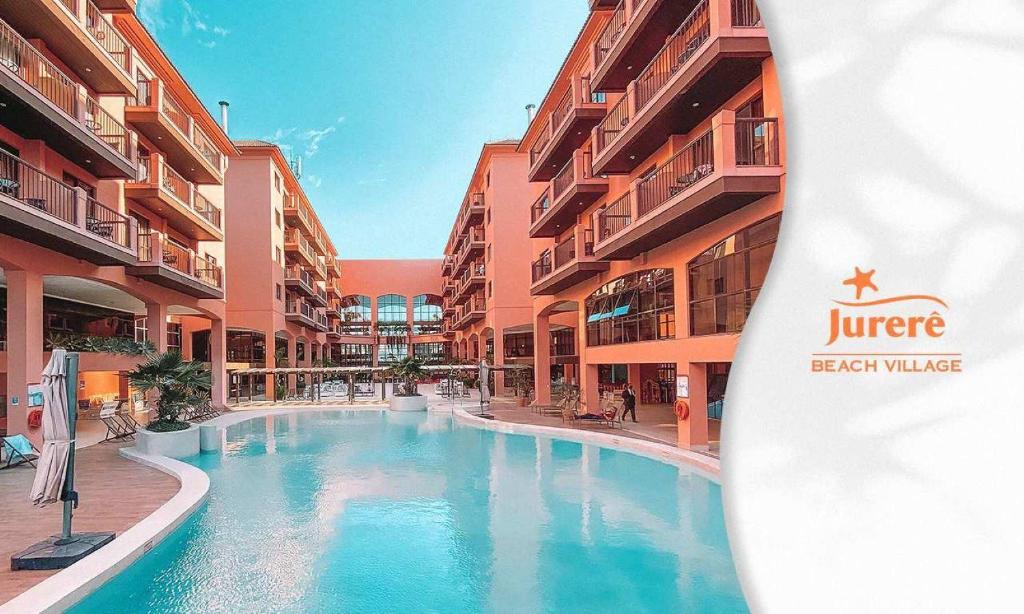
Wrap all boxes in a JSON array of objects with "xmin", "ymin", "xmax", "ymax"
[
  {"xmin": 301, "ymin": 125, "xmax": 336, "ymax": 158},
  {"xmin": 140, "ymin": 0, "xmax": 228, "ymax": 48}
]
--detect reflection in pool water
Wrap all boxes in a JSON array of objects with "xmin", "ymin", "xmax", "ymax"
[{"xmin": 72, "ymin": 411, "xmax": 747, "ymax": 613}]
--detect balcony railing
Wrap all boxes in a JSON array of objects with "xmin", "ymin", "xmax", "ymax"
[
  {"xmin": 531, "ymin": 251, "xmax": 552, "ymax": 283},
  {"xmin": 286, "ymin": 228, "xmax": 316, "ymax": 262},
  {"xmin": 596, "ymin": 192, "xmax": 631, "ymax": 242},
  {"xmin": 593, "ymin": 0, "xmax": 627, "ymax": 70},
  {"xmin": 0, "ymin": 148, "xmax": 132, "ymax": 247},
  {"xmin": 634, "ymin": 0, "xmax": 711, "ymax": 110},
  {"xmin": 133, "ymin": 155, "xmax": 222, "ymax": 230},
  {"xmin": 0, "ymin": 19, "xmax": 133, "ymax": 162},
  {"xmin": 530, "ymin": 191, "xmax": 551, "ymax": 223},
  {"xmin": 84, "ymin": 0, "xmax": 131, "ymax": 72},
  {"xmin": 285, "ymin": 264, "xmax": 313, "ymax": 288},
  {"xmin": 138, "ymin": 232, "xmax": 222, "ymax": 288},
  {"xmin": 192, "ymin": 189, "xmax": 221, "ymax": 228},
  {"xmin": 160, "ymin": 90, "xmax": 191, "ymax": 136},
  {"xmin": 192, "ymin": 124, "xmax": 222, "ymax": 171},
  {"xmin": 553, "ymin": 233, "xmax": 578, "ymax": 269},
  {"xmin": 595, "ymin": 95, "xmax": 631, "ymax": 154},
  {"xmin": 637, "ymin": 129, "xmax": 714, "ymax": 217}
]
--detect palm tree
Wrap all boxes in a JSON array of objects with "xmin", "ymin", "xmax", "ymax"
[
  {"xmin": 127, "ymin": 352, "xmax": 211, "ymax": 429},
  {"xmin": 390, "ymin": 356, "xmax": 426, "ymax": 396}
]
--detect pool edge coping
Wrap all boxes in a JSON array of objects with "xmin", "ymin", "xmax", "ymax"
[
  {"xmin": 0, "ymin": 449, "xmax": 210, "ymax": 614},
  {"xmin": 451, "ymin": 407, "xmax": 722, "ymax": 480}
]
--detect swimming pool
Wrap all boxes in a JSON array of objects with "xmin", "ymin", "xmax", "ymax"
[{"xmin": 72, "ymin": 411, "xmax": 747, "ymax": 613}]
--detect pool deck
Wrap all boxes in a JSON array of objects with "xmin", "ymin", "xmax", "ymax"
[{"xmin": 0, "ymin": 442, "xmax": 179, "ymax": 607}]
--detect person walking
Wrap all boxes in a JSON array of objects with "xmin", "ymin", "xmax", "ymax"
[{"xmin": 620, "ymin": 383, "xmax": 637, "ymax": 423}]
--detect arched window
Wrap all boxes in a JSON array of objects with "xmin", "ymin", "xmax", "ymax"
[
  {"xmin": 413, "ymin": 294, "xmax": 443, "ymax": 334},
  {"xmin": 688, "ymin": 214, "xmax": 780, "ymax": 336},
  {"xmin": 584, "ymin": 269, "xmax": 675, "ymax": 346},
  {"xmin": 340, "ymin": 295, "xmax": 371, "ymax": 336}
]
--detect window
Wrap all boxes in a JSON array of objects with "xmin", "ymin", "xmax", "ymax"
[
  {"xmin": 550, "ymin": 329, "xmax": 575, "ymax": 357},
  {"xmin": 62, "ymin": 172, "xmax": 96, "ymax": 198},
  {"xmin": 340, "ymin": 295, "xmax": 372, "ymax": 336},
  {"xmin": 296, "ymin": 340, "xmax": 306, "ymax": 362},
  {"xmin": 335, "ymin": 343, "xmax": 373, "ymax": 367},
  {"xmin": 276, "ymin": 284, "xmax": 283, "ymax": 301},
  {"xmin": 503, "ymin": 333, "xmax": 533, "ymax": 359},
  {"xmin": 134, "ymin": 317, "xmax": 148, "ymax": 344},
  {"xmin": 487, "ymin": 281, "xmax": 493, "ymax": 297},
  {"xmin": 376, "ymin": 294, "xmax": 407, "ymax": 323},
  {"xmin": 412, "ymin": 294, "xmax": 443, "ymax": 334},
  {"xmin": 226, "ymin": 330, "xmax": 267, "ymax": 363},
  {"xmin": 274, "ymin": 171, "xmax": 282, "ymax": 193},
  {"xmin": 413, "ymin": 342, "xmax": 448, "ymax": 364},
  {"xmin": 585, "ymin": 269, "xmax": 675, "ymax": 347},
  {"xmin": 275, "ymin": 209, "xmax": 282, "ymax": 228},
  {"xmin": 377, "ymin": 343, "xmax": 407, "ymax": 364},
  {"xmin": 167, "ymin": 322, "xmax": 182, "ymax": 353},
  {"xmin": 275, "ymin": 247, "xmax": 282, "ymax": 263},
  {"xmin": 486, "ymin": 245, "xmax": 491, "ymax": 261},
  {"xmin": 688, "ymin": 214, "xmax": 780, "ymax": 336}
]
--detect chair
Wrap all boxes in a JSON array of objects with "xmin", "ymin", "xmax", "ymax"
[
  {"xmin": 100, "ymin": 400, "xmax": 133, "ymax": 441},
  {"xmin": 1, "ymin": 435, "xmax": 39, "ymax": 470}
]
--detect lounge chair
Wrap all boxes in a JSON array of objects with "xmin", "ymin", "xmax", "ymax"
[
  {"xmin": 100, "ymin": 401, "xmax": 134, "ymax": 441},
  {"xmin": 1, "ymin": 434, "xmax": 40, "ymax": 470}
]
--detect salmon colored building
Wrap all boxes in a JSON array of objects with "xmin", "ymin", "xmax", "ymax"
[
  {"xmin": 223, "ymin": 140, "xmax": 341, "ymax": 399},
  {"xmin": 333, "ymin": 259, "xmax": 448, "ymax": 367},
  {"xmin": 0, "ymin": 2, "xmax": 234, "ymax": 439},
  {"xmin": 524, "ymin": 0, "xmax": 785, "ymax": 449},
  {"xmin": 440, "ymin": 141, "xmax": 546, "ymax": 394}
]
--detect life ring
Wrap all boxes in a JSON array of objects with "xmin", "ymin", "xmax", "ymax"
[{"xmin": 673, "ymin": 399, "xmax": 689, "ymax": 421}]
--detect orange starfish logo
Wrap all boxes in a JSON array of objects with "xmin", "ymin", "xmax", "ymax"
[{"xmin": 842, "ymin": 267, "xmax": 878, "ymax": 300}]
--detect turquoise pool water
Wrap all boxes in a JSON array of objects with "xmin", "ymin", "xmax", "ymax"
[{"xmin": 72, "ymin": 411, "xmax": 746, "ymax": 613}]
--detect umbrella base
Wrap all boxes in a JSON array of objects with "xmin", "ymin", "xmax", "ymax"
[{"xmin": 10, "ymin": 532, "xmax": 116, "ymax": 571}]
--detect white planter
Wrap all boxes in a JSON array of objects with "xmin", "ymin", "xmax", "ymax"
[
  {"xmin": 389, "ymin": 394, "xmax": 428, "ymax": 412},
  {"xmin": 136, "ymin": 424, "xmax": 200, "ymax": 459}
]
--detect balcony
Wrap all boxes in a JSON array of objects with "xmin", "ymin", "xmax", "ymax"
[
  {"xmin": 326, "ymin": 323, "xmax": 342, "ymax": 339},
  {"xmin": 528, "ymin": 75, "xmax": 607, "ymax": 182},
  {"xmin": 0, "ymin": 18, "xmax": 136, "ymax": 178},
  {"xmin": 592, "ymin": 111, "xmax": 781, "ymax": 260},
  {"xmin": 531, "ymin": 230, "xmax": 609, "ymax": 295},
  {"xmin": 592, "ymin": 0, "xmax": 770, "ymax": 175},
  {"xmin": 452, "ymin": 226, "xmax": 485, "ymax": 275},
  {"xmin": 284, "ymin": 228, "xmax": 317, "ymax": 268},
  {"xmin": 453, "ymin": 296, "xmax": 486, "ymax": 329},
  {"xmin": 128, "ymin": 232, "xmax": 223, "ymax": 299},
  {"xmin": 0, "ymin": 0, "xmax": 135, "ymax": 95},
  {"xmin": 283, "ymin": 193, "xmax": 315, "ymax": 237},
  {"xmin": 92, "ymin": 0, "xmax": 135, "ymax": 10},
  {"xmin": 311, "ymin": 257, "xmax": 328, "ymax": 281},
  {"xmin": 455, "ymin": 262, "xmax": 485, "ymax": 301},
  {"xmin": 530, "ymin": 148, "xmax": 609, "ymax": 238},
  {"xmin": 441, "ymin": 256, "xmax": 454, "ymax": 276},
  {"xmin": 590, "ymin": 0, "xmax": 620, "ymax": 8},
  {"xmin": 0, "ymin": 149, "xmax": 136, "ymax": 264},
  {"xmin": 284, "ymin": 264, "xmax": 315, "ymax": 297},
  {"xmin": 125, "ymin": 154, "xmax": 222, "ymax": 241},
  {"xmin": 310, "ymin": 283, "xmax": 329, "ymax": 308},
  {"xmin": 456, "ymin": 192, "xmax": 485, "ymax": 236},
  {"xmin": 285, "ymin": 299, "xmax": 318, "ymax": 329},
  {"xmin": 125, "ymin": 78, "xmax": 224, "ymax": 184}
]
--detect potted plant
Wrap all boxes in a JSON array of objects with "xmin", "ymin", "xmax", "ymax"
[
  {"xmin": 127, "ymin": 352, "xmax": 210, "ymax": 458},
  {"xmin": 388, "ymin": 356, "xmax": 428, "ymax": 411}
]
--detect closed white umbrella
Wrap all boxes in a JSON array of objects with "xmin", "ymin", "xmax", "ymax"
[
  {"xmin": 479, "ymin": 359, "xmax": 491, "ymax": 406},
  {"xmin": 30, "ymin": 349, "xmax": 72, "ymax": 506}
]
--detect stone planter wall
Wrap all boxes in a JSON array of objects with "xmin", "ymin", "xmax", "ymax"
[
  {"xmin": 389, "ymin": 394, "xmax": 428, "ymax": 412},
  {"xmin": 136, "ymin": 424, "xmax": 200, "ymax": 459}
]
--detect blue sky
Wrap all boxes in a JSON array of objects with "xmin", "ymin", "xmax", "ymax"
[{"xmin": 137, "ymin": 0, "xmax": 587, "ymax": 259}]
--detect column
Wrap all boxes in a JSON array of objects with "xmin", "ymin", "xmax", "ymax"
[
  {"xmin": 287, "ymin": 336, "xmax": 297, "ymax": 395},
  {"xmin": 678, "ymin": 362, "xmax": 709, "ymax": 449},
  {"xmin": 265, "ymin": 329, "xmax": 276, "ymax": 401},
  {"xmin": 493, "ymin": 331, "xmax": 507, "ymax": 396},
  {"xmin": 5, "ymin": 270, "xmax": 44, "ymax": 439},
  {"xmin": 533, "ymin": 314, "xmax": 551, "ymax": 405},
  {"xmin": 210, "ymin": 318, "xmax": 227, "ymax": 408},
  {"xmin": 146, "ymin": 302, "xmax": 169, "ymax": 354},
  {"xmin": 580, "ymin": 363, "xmax": 600, "ymax": 415}
]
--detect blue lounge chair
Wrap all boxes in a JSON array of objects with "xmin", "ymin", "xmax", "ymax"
[{"xmin": 1, "ymin": 434, "xmax": 40, "ymax": 470}]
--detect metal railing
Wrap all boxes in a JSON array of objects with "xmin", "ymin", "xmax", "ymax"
[
  {"xmin": 735, "ymin": 117, "xmax": 780, "ymax": 166},
  {"xmin": 531, "ymin": 251, "xmax": 552, "ymax": 282},
  {"xmin": 550, "ymin": 87, "xmax": 574, "ymax": 133},
  {"xmin": 192, "ymin": 124, "xmax": 222, "ymax": 171},
  {"xmin": 86, "ymin": 197, "xmax": 130, "ymax": 248},
  {"xmin": 554, "ymin": 234, "xmax": 577, "ymax": 269},
  {"xmin": 596, "ymin": 192, "xmax": 631, "ymax": 242},
  {"xmin": 286, "ymin": 264, "xmax": 313, "ymax": 288},
  {"xmin": 0, "ymin": 149, "xmax": 76, "ymax": 226},
  {"xmin": 593, "ymin": 0, "xmax": 626, "ymax": 70},
  {"xmin": 195, "ymin": 258, "xmax": 223, "ymax": 288},
  {"xmin": 731, "ymin": 0, "xmax": 762, "ymax": 26},
  {"xmin": 192, "ymin": 189, "xmax": 221, "ymax": 229},
  {"xmin": 635, "ymin": 0, "xmax": 711, "ymax": 110},
  {"xmin": 85, "ymin": 0, "xmax": 131, "ymax": 72},
  {"xmin": 160, "ymin": 90, "xmax": 190, "ymax": 136},
  {"xmin": 160, "ymin": 160, "xmax": 191, "ymax": 203},
  {"xmin": 552, "ymin": 157, "xmax": 575, "ymax": 200},
  {"xmin": 530, "ymin": 191, "xmax": 551, "ymax": 223},
  {"xmin": 637, "ymin": 129, "xmax": 714, "ymax": 217},
  {"xmin": 529, "ymin": 129, "xmax": 551, "ymax": 167},
  {"xmin": 0, "ymin": 19, "xmax": 132, "ymax": 161},
  {"xmin": 159, "ymin": 238, "xmax": 191, "ymax": 276},
  {"xmin": 595, "ymin": 95, "xmax": 630, "ymax": 154}
]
